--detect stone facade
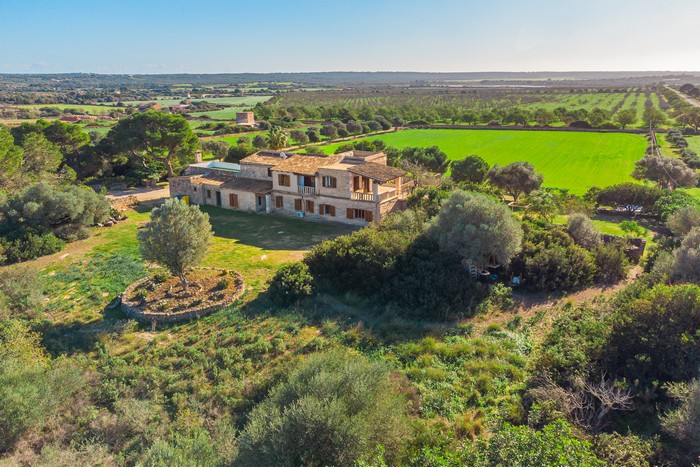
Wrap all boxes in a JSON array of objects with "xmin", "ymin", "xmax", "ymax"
[
  {"xmin": 168, "ymin": 150, "xmax": 412, "ymax": 225},
  {"xmin": 235, "ymin": 112, "xmax": 255, "ymax": 126}
]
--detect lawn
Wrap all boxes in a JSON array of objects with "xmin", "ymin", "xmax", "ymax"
[
  {"xmin": 37, "ymin": 205, "xmax": 355, "ymax": 326},
  {"xmin": 322, "ymin": 129, "xmax": 647, "ymax": 194}
]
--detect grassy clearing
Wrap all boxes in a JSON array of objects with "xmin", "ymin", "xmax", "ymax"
[
  {"xmin": 322, "ymin": 129, "xmax": 646, "ymax": 194},
  {"xmin": 36, "ymin": 205, "xmax": 354, "ymax": 328},
  {"xmin": 15, "ymin": 103, "xmax": 116, "ymax": 114},
  {"xmin": 114, "ymin": 95, "xmax": 271, "ymax": 108}
]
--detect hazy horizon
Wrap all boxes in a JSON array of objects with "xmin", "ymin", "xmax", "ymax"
[{"xmin": 1, "ymin": 0, "xmax": 699, "ymax": 74}]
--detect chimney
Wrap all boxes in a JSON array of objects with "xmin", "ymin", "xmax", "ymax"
[{"xmin": 194, "ymin": 150, "xmax": 203, "ymax": 163}]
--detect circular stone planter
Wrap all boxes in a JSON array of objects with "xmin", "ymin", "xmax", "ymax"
[{"xmin": 120, "ymin": 268, "xmax": 244, "ymax": 323}]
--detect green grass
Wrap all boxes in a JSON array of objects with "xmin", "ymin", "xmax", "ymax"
[
  {"xmin": 114, "ymin": 96, "xmax": 271, "ymax": 108},
  {"xmin": 16, "ymin": 103, "xmax": 117, "ymax": 115},
  {"xmin": 37, "ymin": 205, "xmax": 354, "ymax": 326},
  {"xmin": 322, "ymin": 129, "xmax": 647, "ymax": 194},
  {"xmin": 687, "ymin": 136, "xmax": 700, "ymax": 154}
]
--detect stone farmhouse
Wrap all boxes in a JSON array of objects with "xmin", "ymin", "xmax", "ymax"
[{"xmin": 169, "ymin": 150, "xmax": 413, "ymax": 225}]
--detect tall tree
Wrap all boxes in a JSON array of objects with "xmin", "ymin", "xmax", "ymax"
[
  {"xmin": 488, "ymin": 161, "xmax": 544, "ymax": 202},
  {"xmin": 430, "ymin": 190, "xmax": 523, "ymax": 266},
  {"xmin": 267, "ymin": 126, "xmax": 289, "ymax": 150},
  {"xmin": 451, "ymin": 154, "xmax": 490, "ymax": 184},
  {"xmin": 615, "ymin": 109, "xmax": 637, "ymax": 129},
  {"xmin": 138, "ymin": 198, "xmax": 212, "ymax": 290},
  {"xmin": 633, "ymin": 154, "xmax": 697, "ymax": 189},
  {"xmin": 106, "ymin": 111, "xmax": 199, "ymax": 178}
]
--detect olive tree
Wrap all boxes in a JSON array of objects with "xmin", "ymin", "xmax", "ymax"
[
  {"xmin": 668, "ymin": 206, "xmax": 700, "ymax": 237},
  {"xmin": 430, "ymin": 190, "xmax": 523, "ymax": 266},
  {"xmin": 567, "ymin": 213, "xmax": 602, "ymax": 250},
  {"xmin": 138, "ymin": 198, "xmax": 212, "ymax": 290},
  {"xmin": 671, "ymin": 227, "xmax": 700, "ymax": 284},
  {"xmin": 488, "ymin": 161, "xmax": 543, "ymax": 203},
  {"xmin": 235, "ymin": 351, "xmax": 409, "ymax": 466},
  {"xmin": 633, "ymin": 154, "xmax": 697, "ymax": 189}
]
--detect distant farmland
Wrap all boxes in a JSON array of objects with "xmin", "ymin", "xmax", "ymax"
[{"xmin": 322, "ymin": 129, "xmax": 647, "ymax": 194}]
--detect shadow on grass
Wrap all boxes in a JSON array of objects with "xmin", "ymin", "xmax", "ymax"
[{"xmin": 199, "ymin": 205, "xmax": 356, "ymax": 251}]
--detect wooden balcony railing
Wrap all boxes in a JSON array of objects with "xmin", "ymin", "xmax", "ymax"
[
  {"xmin": 351, "ymin": 191, "xmax": 375, "ymax": 201},
  {"xmin": 298, "ymin": 186, "xmax": 317, "ymax": 196}
]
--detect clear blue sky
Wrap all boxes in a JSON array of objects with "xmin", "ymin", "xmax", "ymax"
[{"xmin": 1, "ymin": 0, "xmax": 698, "ymax": 73}]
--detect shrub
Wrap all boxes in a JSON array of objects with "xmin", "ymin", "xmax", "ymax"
[
  {"xmin": 384, "ymin": 235, "xmax": 484, "ymax": 319},
  {"xmin": 667, "ymin": 206, "xmax": 700, "ymax": 237},
  {"xmin": 462, "ymin": 420, "xmax": 604, "ymax": 466},
  {"xmin": 512, "ymin": 226, "xmax": 596, "ymax": 292},
  {"xmin": 216, "ymin": 277, "xmax": 230, "ymax": 290},
  {"xmin": 605, "ymin": 284, "xmax": 700, "ymax": 390},
  {"xmin": 671, "ymin": 227, "xmax": 700, "ymax": 284},
  {"xmin": 268, "ymin": 262, "xmax": 314, "ymax": 306},
  {"xmin": 235, "ymin": 351, "xmax": 410, "ymax": 466},
  {"xmin": 567, "ymin": 213, "xmax": 601, "ymax": 250},
  {"xmin": 655, "ymin": 190, "xmax": 698, "ymax": 221},
  {"xmin": 661, "ymin": 378, "xmax": 700, "ymax": 460},
  {"xmin": 2, "ymin": 232, "xmax": 65, "ymax": 264},
  {"xmin": 594, "ymin": 242, "xmax": 630, "ymax": 283},
  {"xmin": 0, "ymin": 266, "xmax": 44, "ymax": 317}
]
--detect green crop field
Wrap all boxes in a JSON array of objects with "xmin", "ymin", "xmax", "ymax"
[
  {"xmin": 322, "ymin": 129, "xmax": 647, "ymax": 194},
  {"xmin": 16, "ymin": 103, "xmax": 116, "ymax": 114},
  {"xmin": 114, "ymin": 95, "xmax": 272, "ymax": 107}
]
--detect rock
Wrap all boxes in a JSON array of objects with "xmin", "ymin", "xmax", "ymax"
[{"xmin": 104, "ymin": 221, "xmax": 114, "ymax": 227}]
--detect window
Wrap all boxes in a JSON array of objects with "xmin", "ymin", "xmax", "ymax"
[
  {"xmin": 229, "ymin": 193, "xmax": 239, "ymax": 208},
  {"xmin": 320, "ymin": 204, "xmax": 336, "ymax": 216},
  {"xmin": 275, "ymin": 196, "xmax": 283, "ymax": 208},
  {"xmin": 278, "ymin": 174, "xmax": 290, "ymax": 187},
  {"xmin": 193, "ymin": 187, "xmax": 197, "ymax": 192},
  {"xmin": 267, "ymin": 168, "xmax": 272, "ymax": 177},
  {"xmin": 207, "ymin": 189, "xmax": 212, "ymax": 199},
  {"xmin": 347, "ymin": 208, "xmax": 373, "ymax": 222},
  {"xmin": 322, "ymin": 176, "xmax": 337, "ymax": 188},
  {"xmin": 305, "ymin": 200, "xmax": 314, "ymax": 213},
  {"xmin": 294, "ymin": 199, "xmax": 302, "ymax": 211}
]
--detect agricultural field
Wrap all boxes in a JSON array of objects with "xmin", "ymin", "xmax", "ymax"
[
  {"xmin": 15, "ymin": 103, "xmax": 117, "ymax": 114},
  {"xmin": 322, "ymin": 129, "xmax": 647, "ymax": 194},
  {"xmin": 279, "ymin": 86, "xmax": 670, "ymax": 124},
  {"xmin": 112, "ymin": 95, "xmax": 272, "ymax": 108}
]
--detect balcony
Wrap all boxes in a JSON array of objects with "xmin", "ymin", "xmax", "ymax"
[
  {"xmin": 298, "ymin": 185, "xmax": 317, "ymax": 196},
  {"xmin": 351, "ymin": 191, "xmax": 375, "ymax": 201}
]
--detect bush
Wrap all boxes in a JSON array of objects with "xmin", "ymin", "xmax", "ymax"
[
  {"xmin": 2, "ymin": 232, "xmax": 65, "ymax": 264},
  {"xmin": 661, "ymin": 378, "xmax": 700, "ymax": 460},
  {"xmin": 0, "ymin": 266, "xmax": 44, "ymax": 317},
  {"xmin": 654, "ymin": 190, "xmax": 698, "ymax": 221},
  {"xmin": 594, "ymin": 242, "xmax": 629, "ymax": 283},
  {"xmin": 667, "ymin": 206, "xmax": 700, "ymax": 237},
  {"xmin": 605, "ymin": 284, "xmax": 700, "ymax": 391},
  {"xmin": 235, "ymin": 351, "xmax": 410, "ymax": 466},
  {"xmin": 567, "ymin": 213, "xmax": 601, "ymax": 250},
  {"xmin": 671, "ymin": 227, "xmax": 700, "ymax": 284},
  {"xmin": 268, "ymin": 262, "xmax": 314, "ymax": 306},
  {"xmin": 463, "ymin": 420, "xmax": 604, "ymax": 466},
  {"xmin": 512, "ymin": 226, "xmax": 596, "ymax": 292}
]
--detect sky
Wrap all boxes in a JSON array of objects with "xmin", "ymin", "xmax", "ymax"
[{"xmin": 1, "ymin": 0, "xmax": 699, "ymax": 74}]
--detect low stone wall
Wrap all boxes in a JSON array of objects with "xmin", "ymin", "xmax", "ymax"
[{"xmin": 120, "ymin": 268, "xmax": 245, "ymax": 323}]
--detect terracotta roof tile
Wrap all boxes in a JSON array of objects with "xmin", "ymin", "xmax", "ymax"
[
  {"xmin": 347, "ymin": 162, "xmax": 405, "ymax": 182},
  {"xmin": 271, "ymin": 153, "xmax": 345, "ymax": 176}
]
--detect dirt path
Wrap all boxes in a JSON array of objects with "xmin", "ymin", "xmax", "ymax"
[
  {"xmin": 665, "ymin": 85, "xmax": 700, "ymax": 108},
  {"xmin": 106, "ymin": 185, "xmax": 170, "ymax": 203}
]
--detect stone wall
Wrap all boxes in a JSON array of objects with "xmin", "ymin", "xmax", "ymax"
[
  {"xmin": 240, "ymin": 163, "xmax": 271, "ymax": 180},
  {"xmin": 120, "ymin": 268, "xmax": 245, "ymax": 323}
]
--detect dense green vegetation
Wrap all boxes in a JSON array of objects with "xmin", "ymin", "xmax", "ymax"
[{"xmin": 5, "ymin": 75, "xmax": 700, "ymax": 464}]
